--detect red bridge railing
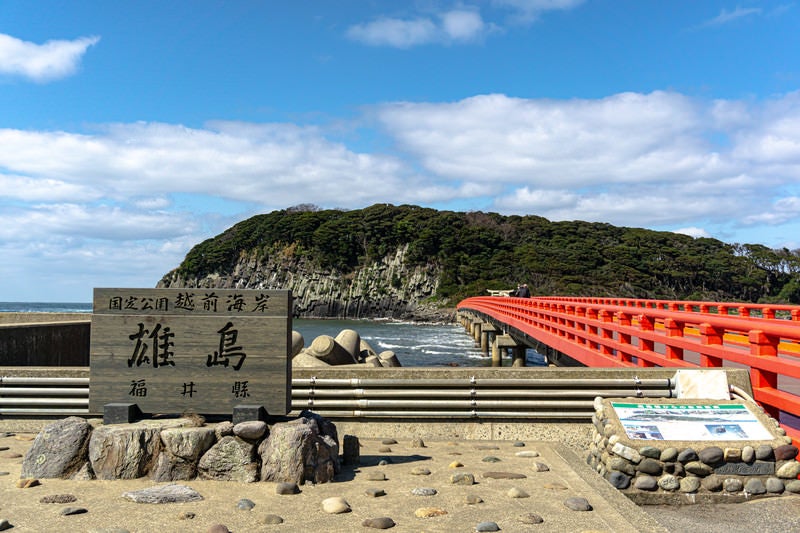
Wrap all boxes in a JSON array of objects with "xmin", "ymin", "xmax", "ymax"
[{"xmin": 457, "ymin": 296, "xmax": 800, "ymax": 442}]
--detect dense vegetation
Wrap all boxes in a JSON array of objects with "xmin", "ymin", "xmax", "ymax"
[{"xmin": 173, "ymin": 204, "xmax": 800, "ymax": 304}]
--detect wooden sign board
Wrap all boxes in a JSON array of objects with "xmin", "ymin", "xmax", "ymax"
[{"xmin": 89, "ymin": 288, "xmax": 291, "ymax": 416}]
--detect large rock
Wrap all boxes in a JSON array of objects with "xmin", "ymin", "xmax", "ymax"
[
  {"xmin": 258, "ymin": 413, "xmax": 339, "ymax": 484},
  {"xmin": 197, "ymin": 435, "xmax": 258, "ymax": 482},
  {"xmin": 21, "ymin": 417, "xmax": 92, "ymax": 479},
  {"xmin": 89, "ymin": 423, "xmax": 163, "ymax": 480},
  {"xmin": 151, "ymin": 427, "xmax": 216, "ymax": 482}
]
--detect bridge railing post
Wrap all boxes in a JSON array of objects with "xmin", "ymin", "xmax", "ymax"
[
  {"xmin": 749, "ymin": 329, "xmax": 781, "ymax": 419},
  {"xmin": 663, "ymin": 318, "xmax": 685, "ymax": 361},
  {"xmin": 598, "ymin": 310, "xmax": 614, "ymax": 357},
  {"xmin": 699, "ymin": 323, "xmax": 724, "ymax": 367},
  {"xmin": 616, "ymin": 312, "xmax": 633, "ymax": 363},
  {"xmin": 637, "ymin": 315, "xmax": 655, "ymax": 367}
]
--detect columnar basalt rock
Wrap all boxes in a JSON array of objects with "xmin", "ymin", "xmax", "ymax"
[{"xmin": 158, "ymin": 244, "xmax": 450, "ymax": 321}]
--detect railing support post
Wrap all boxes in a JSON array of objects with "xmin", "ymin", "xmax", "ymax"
[
  {"xmin": 617, "ymin": 312, "xmax": 632, "ymax": 364},
  {"xmin": 749, "ymin": 329, "xmax": 780, "ymax": 419},
  {"xmin": 599, "ymin": 310, "xmax": 614, "ymax": 357},
  {"xmin": 637, "ymin": 315, "xmax": 655, "ymax": 367},
  {"xmin": 663, "ymin": 318, "xmax": 685, "ymax": 361},
  {"xmin": 699, "ymin": 323, "xmax": 724, "ymax": 367}
]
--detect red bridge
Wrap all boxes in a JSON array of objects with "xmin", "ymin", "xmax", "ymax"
[{"xmin": 457, "ymin": 296, "xmax": 800, "ymax": 442}]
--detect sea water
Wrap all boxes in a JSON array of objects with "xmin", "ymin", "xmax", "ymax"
[{"xmin": 0, "ymin": 303, "xmax": 544, "ymax": 367}]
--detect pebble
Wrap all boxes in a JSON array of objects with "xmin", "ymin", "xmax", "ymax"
[
  {"xmin": 744, "ymin": 478, "xmax": 766, "ymax": 495},
  {"xmin": 766, "ymin": 477, "xmax": 785, "ymax": 493},
  {"xmin": 1, "ymin": 452, "xmax": 22, "ymax": 459},
  {"xmin": 698, "ymin": 446, "xmax": 724, "ymax": 466},
  {"xmin": 381, "ymin": 438, "xmax": 398, "ymax": 445},
  {"xmin": 378, "ymin": 459, "xmax": 390, "ymax": 466},
  {"xmin": 563, "ymin": 497, "xmax": 592, "ymax": 511},
  {"xmin": 178, "ymin": 512, "xmax": 196, "ymax": 520},
  {"xmin": 634, "ymin": 475, "xmax": 657, "ymax": 491},
  {"xmin": 784, "ymin": 480, "xmax": 800, "ymax": 493},
  {"xmin": 362, "ymin": 517, "xmax": 396, "ymax": 529},
  {"xmin": 532, "ymin": 462, "xmax": 550, "ymax": 472},
  {"xmin": 507, "ymin": 487, "xmax": 529, "ymax": 498},
  {"xmin": 515, "ymin": 450, "xmax": 539, "ymax": 458},
  {"xmin": 275, "ymin": 482, "xmax": 300, "ymax": 495},
  {"xmin": 0, "ymin": 447, "xmax": 8, "ymax": 451},
  {"xmin": 40, "ymin": 494, "xmax": 77, "ymax": 503},
  {"xmin": 680, "ymin": 476, "xmax": 701, "ymax": 493},
  {"xmin": 378, "ymin": 446, "xmax": 392, "ymax": 453},
  {"xmin": 262, "ymin": 514, "xmax": 283, "ymax": 525},
  {"xmin": 741, "ymin": 445, "xmax": 755, "ymax": 463},
  {"xmin": 475, "ymin": 445, "xmax": 500, "ymax": 450},
  {"xmin": 475, "ymin": 521, "xmax": 500, "ymax": 532},
  {"xmin": 519, "ymin": 513, "xmax": 544, "ymax": 524},
  {"xmin": 639, "ymin": 446, "xmax": 661, "ymax": 459},
  {"xmin": 775, "ymin": 444, "xmax": 799, "ymax": 461},
  {"xmin": 0, "ymin": 520, "xmax": 10, "ymax": 532},
  {"xmin": 701, "ymin": 475, "xmax": 723, "ymax": 492},
  {"xmin": 410, "ymin": 467, "xmax": 431, "ymax": 476},
  {"xmin": 464, "ymin": 494, "xmax": 483, "ymax": 504},
  {"xmin": 660, "ymin": 447, "xmax": 678, "ymax": 462},
  {"xmin": 449, "ymin": 461, "xmax": 464, "ymax": 468},
  {"xmin": 365, "ymin": 488, "xmax": 386, "ymax": 497},
  {"xmin": 321, "ymin": 496, "xmax": 351, "ymax": 514},
  {"xmin": 723, "ymin": 478, "xmax": 743, "ymax": 493},
  {"xmin": 411, "ymin": 487, "xmax": 437, "ymax": 496},
  {"xmin": 60, "ymin": 507, "xmax": 88, "ymax": 516},
  {"xmin": 207, "ymin": 525, "xmax": 230, "ymax": 533},
  {"xmin": 0, "ymin": 472, "xmax": 8, "ymax": 476},
  {"xmin": 14, "ymin": 435, "xmax": 34, "ymax": 441},
  {"xmin": 512, "ymin": 441, "xmax": 525, "ymax": 447},
  {"xmin": 16, "ymin": 478, "xmax": 40, "ymax": 488},
  {"xmin": 543, "ymin": 482, "xmax": 568, "ymax": 491},
  {"xmin": 755, "ymin": 444, "xmax": 774, "ymax": 461},
  {"xmin": 676, "ymin": 448, "xmax": 698, "ymax": 463},
  {"xmin": 451, "ymin": 473, "xmax": 475, "ymax": 485},
  {"xmin": 482, "ymin": 456, "xmax": 501, "ymax": 463},
  {"xmin": 236, "ymin": 498, "xmax": 255, "ymax": 510},
  {"xmin": 410, "ymin": 438, "xmax": 426, "ymax": 448},
  {"xmin": 658, "ymin": 474, "xmax": 680, "ymax": 491},
  {"xmin": 608, "ymin": 471, "xmax": 631, "ymax": 489},
  {"xmin": 366, "ymin": 471, "xmax": 387, "ymax": 481},
  {"xmin": 483, "ymin": 471, "xmax": 526, "ymax": 479},
  {"xmin": 232, "ymin": 421, "xmax": 267, "ymax": 441},
  {"xmin": 414, "ymin": 507, "xmax": 447, "ymax": 518}
]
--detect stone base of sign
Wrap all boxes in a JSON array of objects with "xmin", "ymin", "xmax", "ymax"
[
  {"xmin": 587, "ymin": 398, "xmax": 800, "ymax": 504},
  {"xmin": 103, "ymin": 403, "xmax": 142, "ymax": 424},
  {"xmin": 232, "ymin": 404, "xmax": 268, "ymax": 425},
  {"xmin": 21, "ymin": 411, "xmax": 339, "ymax": 485}
]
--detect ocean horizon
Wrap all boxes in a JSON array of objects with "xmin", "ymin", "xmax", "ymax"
[{"xmin": 0, "ymin": 301, "xmax": 544, "ymax": 367}]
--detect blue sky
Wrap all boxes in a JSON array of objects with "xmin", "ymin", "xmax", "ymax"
[{"xmin": 2, "ymin": 1, "xmax": 800, "ymax": 302}]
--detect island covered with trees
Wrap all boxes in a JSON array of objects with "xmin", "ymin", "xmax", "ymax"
[{"xmin": 165, "ymin": 203, "xmax": 800, "ymax": 307}]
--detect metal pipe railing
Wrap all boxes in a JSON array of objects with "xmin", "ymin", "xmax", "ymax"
[{"xmin": 1, "ymin": 372, "xmax": 675, "ymax": 418}]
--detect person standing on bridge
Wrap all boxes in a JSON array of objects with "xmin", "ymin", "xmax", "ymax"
[{"xmin": 516, "ymin": 284, "xmax": 530, "ymax": 298}]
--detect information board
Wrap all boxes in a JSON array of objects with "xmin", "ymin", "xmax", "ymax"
[
  {"xmin": 89, "ymin": 288, "xmax": 291, "ymax": 416},
  {"xmin": 611, "ymin": 402, "xmax": 774, "ymax": 441}
]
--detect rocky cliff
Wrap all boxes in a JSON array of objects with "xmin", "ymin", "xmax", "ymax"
[{"xmin": 158, "ymin": 243, "xmax": 453, "ymax": 321}]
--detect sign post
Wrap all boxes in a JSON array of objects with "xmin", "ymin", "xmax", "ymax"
[{"xmin": 89, "ymin": 288, "xmax": 291, "ymax": 423}]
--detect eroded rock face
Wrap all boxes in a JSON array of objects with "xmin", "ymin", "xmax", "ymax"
[
  {"xmin": 21, "ymin": 417, "xmax": 92, "ymax": 479},
  {"xmin": 197, "ymin": 436, "xmax": 258, "ymax": 482},
  {"xmin": 89, "ymin": 424, "xmax": 163, "ymax": 480},
  {"xmin": 158, "ymin": 244, "xmax": 449, "ymax": 320},
  {"xmin": 152, "ymin": 427, "xmax": 217, "ymax": 482},
  {"xmin": 258, "ymin": 413, "xmax": 339, "ymax": 484}
]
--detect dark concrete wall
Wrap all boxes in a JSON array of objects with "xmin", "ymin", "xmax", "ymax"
[{"xmin": 0, "ymin": 321, "xmax": 90, "ymax": 366}]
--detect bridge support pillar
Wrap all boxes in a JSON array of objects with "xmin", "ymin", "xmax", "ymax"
[
  {"xmin": 493, "ymin": 334, "xmax": 518, "ymax": 366},
  {"xmin": 480, "ymin": 323, "xmax": 499, "ymax": 356},
  {"xmin": 512, "ymin": 346, "xmax": 526, "ymax": 367}
]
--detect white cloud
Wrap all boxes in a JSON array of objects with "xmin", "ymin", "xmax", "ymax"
[
  {"xmin": 703, "ymin": 7, "xmax": 762, "ymax": 27},
  {"xmin": 674, "ymin": 227, "xmax": 711, "ymax": 239},
  {"xmin": 346, "ymin": 17, "xmax": 439, "ymax": 48},
  {"xmin": 7, "ymin": 89, "xmax": 800, "ymax": 300},
  {"xmin": 346, "ymin": 0, "xmax": 582, "ymax": 48},
  {"xmin": 492, "ymin": 0, "xmax": 585, "ymax": 23},
  {"xmin": 0, "ymin": 33, "xmax": 99, "ymax": 82}
]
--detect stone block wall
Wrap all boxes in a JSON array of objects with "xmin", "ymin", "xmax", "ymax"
[{"xmin": 587, "ymin": 397, "xmax": 800, "ymax": 503}]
